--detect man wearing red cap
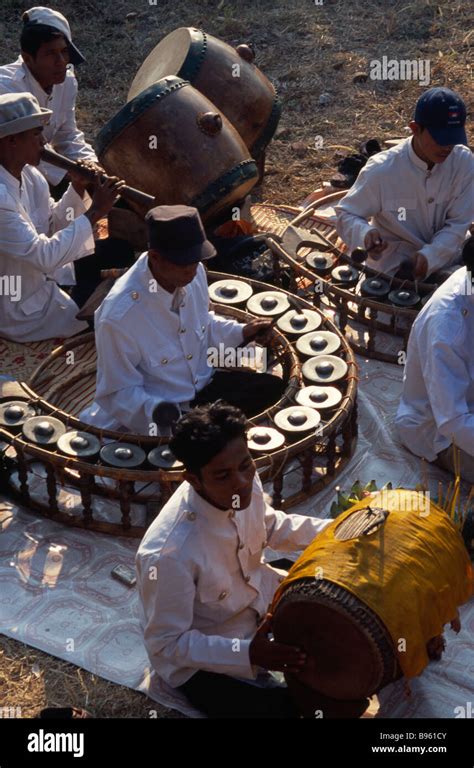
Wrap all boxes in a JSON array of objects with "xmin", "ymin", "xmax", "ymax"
[
  {"xmin": 0, "ymin": 6, "xmax": 99, "ymax": 188},
  {"xmin": 336, "ymin": 88, "xmax": 474, "ymax": 280},
  {"xmin": 80, "ymin": 205, "xmax": 285, "ymax": 434}
]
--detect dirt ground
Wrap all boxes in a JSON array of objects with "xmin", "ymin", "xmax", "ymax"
[{"xmin": 0, "ymin": 0, "xmax": 472, "ymax": 718}]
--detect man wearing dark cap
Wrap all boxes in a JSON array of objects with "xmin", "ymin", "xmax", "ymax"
[
  {"xmin": 80, "ymin": 205, "xmax": 285, "ymax": 435},
  {"xmin": 0, "ymin": 6, "xmax": 99, "ymax": 188},
  {"xmin": 336, "ymin": 87, "xmax": 474, "ymax": 279}
]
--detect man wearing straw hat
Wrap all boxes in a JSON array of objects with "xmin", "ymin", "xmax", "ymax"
[
  {"xmin": 335, "ymin": 87, "xmax": 473, "ymax": 280},
  {"xmin": 0, "ymin": 92, "xmax": 122, "ymax": 342},
  {"xmin": 396, "ymin": 238, "xmax": 474, "ymax": 482},
  {"xmin": 0, "ymin": 6, "xmax": 99, "ymax": 189}
]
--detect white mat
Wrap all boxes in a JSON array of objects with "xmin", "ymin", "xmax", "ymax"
[{"xmin": 0, "ymin": 352, "xmax": 473, "ymax": 718}]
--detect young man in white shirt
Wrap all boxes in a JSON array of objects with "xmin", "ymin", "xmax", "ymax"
[
  {"xmin": 136, "ymin": 402, "xmax": 337, "ymax": 718},
  {"xmin": 0, "ymin": 6, "xmax": 99, "ymax": 188},
  {"xmin": 0, "ymin": 92, "xmax": 123, "ymax": 341},
  {"xmin": 336, "ymin": 87, "xmax": 473, "ymax": 279},
  {"xmin": 80, "ymin": 205, "xmax": 285, "ymax": 435},
  {"xmin": 396, "ymin": 238, "xmax": 474, "ymax": 481}
]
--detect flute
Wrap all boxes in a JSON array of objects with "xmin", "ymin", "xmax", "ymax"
[{"xmin": 41, "ymin": 147, "xmax": 156, "ymax": 210}]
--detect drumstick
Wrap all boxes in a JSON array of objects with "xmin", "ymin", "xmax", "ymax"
[
  {"xmin": 437, "ymin": 481, "xmax": 443, "ymax": 509},
  {"xmin": 41, "ymin": 147, "xmax": 156, "ymax": 210}
]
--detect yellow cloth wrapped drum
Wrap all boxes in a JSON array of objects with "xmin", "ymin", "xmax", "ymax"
[{"xmin": 271, "ymin": 489, "xmax": 473, "ymax": 713}]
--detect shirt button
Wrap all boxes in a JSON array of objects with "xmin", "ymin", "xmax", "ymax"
[
  {"xmin": 228, "ymin": 510, "xmax": 235, "ymax": 518},
  {"xmin": 180, "ymin": 328, "xmax": 186, "ymax": 333},
  {"xmin": 131, "ymin": 291, "xmax": 139, "ymax": 300},
  {"xmin": 186, "ymin": 354, "xmax": 193, "ymax": 360},
  {"xmin": 201, "ymin": 325, "xmax": 205, "ymax": 332},
  {"xmin": 181, "ymin": 302, "xmax": 185, "ymax": 308},
  {"xmin": 161, "ymin": 358, "xmax": 168, "ymax": 365},
  {"xmin": 462, "ymin": 308, "xmax": 468, "ymax": 316},
  {"xmin": 427, "ymin": 197, "xmax": 434, "ymax": 203},
  {"xmin": 244, "ymin": 575, "xmax": 251, "ymax": 583},
  {"xmin": 218, "ymin": 590, "xmax": 227, "ymax": 600},
  {"xmin": 187, "ymin": 511, "xmax": 196, "ymax": 521},
  {"xmin": 238, "ymin": 542, "xmax": 244, "ymax": 550}
]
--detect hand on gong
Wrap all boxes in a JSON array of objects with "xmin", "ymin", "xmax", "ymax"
[
  {"xmin": 242, "ymin": 318, "xmax": 273, "ymax": 346},
  {"xmin": 249, "ymin": 613, "xmax": 307, "ymax": 673}
]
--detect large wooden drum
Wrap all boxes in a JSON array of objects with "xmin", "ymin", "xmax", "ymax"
[
  {"xmin": 127, "ymin": 27, "xmax": 281, "ymax": 158},
  {"xmin": 271, "ymin": 490, "xmax": 473, "ymax": 717},
  {"xmin": 95, "ymin": 76, "xmax": 258, "ymax": 222}
]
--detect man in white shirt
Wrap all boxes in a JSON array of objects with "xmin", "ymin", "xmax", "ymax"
[
  {"xmin": 136, "ymin": 402, "xmax": 334, "ymax": 718},
  {"xmin": 80, "ymin": 205, "xmax": 285, "ymax": 435},
  {"xmin": 396, "ymin": 238, "xmax": 474, "ymax": 481},
  {"xmin": 0, "ymin": 92, "xmax": 123, "ymax": 342},
  {"xmin": 0, "ymin": 7, "xmax": 98, "ymax": 188},
  {"xmin": 336, "ymin": 87, "xmax": 473, "ymax": 279}
]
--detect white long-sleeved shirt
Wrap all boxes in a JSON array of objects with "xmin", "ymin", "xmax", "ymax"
[
  {"xmin": 80, "ymin": 256, "xmax": 245, "ymax": 434},
  {"xmin": 335, "ymin": 138, "xmax": 474, "ymax": 276},
  {"xmin": 136, "ymin": 472, "xmax": 331, "ymax": 688},
  {"xmin": 0, "ymin": 164, "xmax": 94, "ymax": 342},
  {"xmin": 0, "ymin": 57, "xmax": 97, "ymax": 186},
  {"xmin": 396, "ymin": 267, "xmax": 474, "ymax": 460}
]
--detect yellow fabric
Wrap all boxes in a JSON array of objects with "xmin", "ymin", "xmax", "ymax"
[{"xmin": 272, "ymin": 490, "xmax": 473, "ymax": 678}]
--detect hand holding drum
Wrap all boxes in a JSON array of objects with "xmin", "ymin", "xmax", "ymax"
[{"xmin": 249, "ymin": 613, "xmax": 307, "ymax": 674}]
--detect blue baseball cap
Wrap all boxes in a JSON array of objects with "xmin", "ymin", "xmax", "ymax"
[{"xmin": 414, "ymin": 87, "xmax": 467, "ymax": 146}]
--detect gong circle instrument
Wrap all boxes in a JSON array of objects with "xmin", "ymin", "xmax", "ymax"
[
  {"xmin": 0, "ymin": 400, "xmax": 36, "ymax": 431},
  {"xmin": 127, "ymin": 27, "xmax": 281, "ymax": 158},
  {"xmin": 0, "ymin": 273, "xmax": 357, "ymax": 537},
  {"xmin": 271, "ymin": 489, "xmax": 473, "ymax": 718},
  {"xmin": 253, "ymin": 193, "xmax": 440, "ymax": 364},
  {"xmin": 276, "ymin": 309, "xmax": 322, "ymax": 335},
  {"xmin": 58, "ymin": 430, "xmax": 101, "ymax": 460},
  {"xmin": 95, "ymin": 77, "xmax": 258, "ymax": 223}
]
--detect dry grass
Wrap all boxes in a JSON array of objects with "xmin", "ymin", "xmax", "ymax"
[{"xmin": 0, "ymin": 0, "xmax": 472, "ymax": 718}]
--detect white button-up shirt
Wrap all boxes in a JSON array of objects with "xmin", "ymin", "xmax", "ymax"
[
  {"xmin": 0, "ymin": 57, "xmax": 97, "ymax": 186},
  {"xmin": 0, "ymin": 164, "xmax": 93, "ymax": 342},
  {"xmin": 335, "ymin": 138, "xmax": 474, "ymax": 276},
  {"xmin": 80, "ymin": 255, "xmax": 246, "ymax": 434},
  {"xmin": 396, "ymin": 267, "xmax": 474, "ymax": 460},
  {"xmin": 136, "ymin": 473, "xmax": 331, "ymax": 688}
]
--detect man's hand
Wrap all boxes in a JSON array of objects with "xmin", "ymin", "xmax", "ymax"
[
  {"xmin": 412, "ymin": 252, "xmax": 428, "ymax": 280},
  {"xmin": 68, "ymin": 159, "xmax": 104, "ymax": 198},
  {"xmin": 242, "ymin": 318, "xmax": 273, "ymax": 346},
  {"xmin": 152, "ymin": 402, "xmax": 180, "ymax": 435},
  {"xmin": 85, "ymin": 175, "xmax": 126, "ymax": 226},
  {"xmin": 364, "ymin": 229, "xmax": 388, "ymax": 259},
  {"xmin": 249, "ymin": 613, "xmax": 307, "ymax": 673}
]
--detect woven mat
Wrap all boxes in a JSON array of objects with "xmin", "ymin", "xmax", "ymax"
[{"xmin": 0, "ymin": 337, "xmax": 63, "ymax": 383}]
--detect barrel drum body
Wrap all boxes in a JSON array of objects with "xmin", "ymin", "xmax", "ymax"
[
  {"xmin": 272, "ymin": 490, "xmax": 474, "ymax": 717},
  {"xmin": 127, "ymin": 28, "xmax": 281, "ymax": 157},
  {"xmin": 96, "ymin": 77, "xmax": 258, "ymax": 222}
]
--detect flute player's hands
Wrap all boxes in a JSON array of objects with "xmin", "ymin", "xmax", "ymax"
[
  {"xmin": 68, "ymin": 159, "xmax": 103, "ymax": 198},
  {"xmin": 85, "ymin": 175, "xmax": 126, "ymax": 226}
]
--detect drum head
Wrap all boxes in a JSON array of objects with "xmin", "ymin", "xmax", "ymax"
[
  {"xmin": 276, "ymin": 309, "xmax": 322, "ymax": 335},
  {"xmin": 22, "ymin": 416, "xmax": 66, "ymax": 446},
  {"xmin": 273, "ymin": 578, "xmax": 398, "ymax": 700},
  {"xmin": 274, "ymin": 407, "xmax": 320, "ymax": 434},
  {"xmin": 148, "ymin": 445, "xmax": 184, "ymax": 470},
  {"xmin": 100, "ymin": 442, "xmax": 146, "ymax": 469},
  {"xmin": 246, "ymin": 291, "xmax": 290, "ymax": 317},
  {"xmin": 209, "ymin": 279, "xmax": 253, "ymax": 305},
  {"xmin": 0, "ymin": 400, "xmax": 36, "ymax": 430},
  {"xmin": 295, "ymin": 386, "xmax": 343, "ymax": 410},
  {"xmin": 247, "ymin": 426, "xmax": 285, "ymax": 452},
  {"xmin": 128, "ymin": 28, "xmax": 201, "ymax": 101},
  {"xmin": 57, "ymin": 430, "xmax": 101, "ymax": 459},
  {"xmin": 296, "ymin": 331, "xmax": 341, "ymax": 357},
  {"xmin": 302, "ymin": 355, "xmax": 348, "ymax": 384}
]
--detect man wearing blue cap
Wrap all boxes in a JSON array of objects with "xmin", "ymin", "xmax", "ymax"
[
  {"xmin": 336, "ymin": 87, "xmax": 473, "ymax": 279},
  {"xmin": 0, "ymin": 7, "xmax": 99, "ymax": 188},
  {"xmin": 80, "ymin": 205, "xmax": 285, "ymax": 435}
]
